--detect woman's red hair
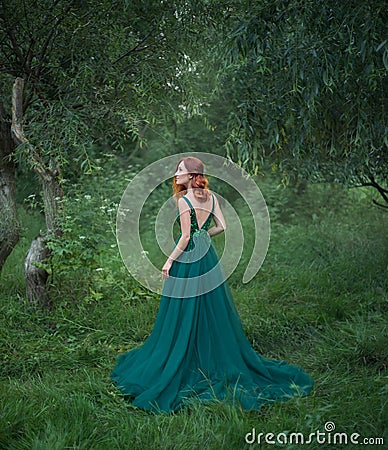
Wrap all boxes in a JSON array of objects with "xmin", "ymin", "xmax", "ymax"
[{"xmin": 173, "ymin": 156, "xmax": 210, "ymax": 205}]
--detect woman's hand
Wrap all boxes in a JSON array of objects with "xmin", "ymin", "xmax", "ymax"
[{"xmin": 162, "ymin": 258, "xmax": 173, "ymax": 281}]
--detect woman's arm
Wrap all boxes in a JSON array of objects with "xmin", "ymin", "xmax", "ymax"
[
  {"xmin": 167, "ymin": 197, "xmax": 191, "ymax": 261},
  {"xmin": 207, "ymin": 194, "xmax": 226, "ymax": 237},
  {"xmin": 162, "ymin": 198, "xmax": 191, "ymax": 280}
]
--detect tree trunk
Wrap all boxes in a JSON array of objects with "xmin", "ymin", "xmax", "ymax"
[
  {"xmin": 41, "ymin": 172, "xmax": 64, "ymax": 234},
  {"xmin": 24, "ymin": 234, "xmax": 52, "ymax": 309},
  {"xmin": 0, "ymin": 102, "xmax": 20, "ymax": 273},
  {"xmin": 12, "ymin": 77, "xmax": 63, "ymax": 308}
]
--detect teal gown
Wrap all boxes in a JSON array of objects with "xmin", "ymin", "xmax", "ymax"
[{"xmin": 110, "ymin": 193, "xmax": 314, "ymax": 414}]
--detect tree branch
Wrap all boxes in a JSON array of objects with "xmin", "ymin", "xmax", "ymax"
[
  {"xmin": 372, "ymin": 199, "xmax": 388, "ymax": 209},
  {"xmin": 351, "ymin": 175, "xmax": 388, "ymax": 208},
  {"xmin": 11, "ymin": 77, "xmax": 27, "ymax": 145},
  {"xmin": 11, "ymin": 77, "xmax": 49, "ymax": 179},
  {"xmin": 112, "ymin": 31, "xmax": 154, "ymax": 64},
  {"xmin": 368, "ymin": 174, "xmax": 388, "ymax": 203},
  {"xmin": 0, "ymin": 2, "xmax": 28, "ymax": 72},
  {"xmin": 34, "ymin": 3, "xmax": 74, "ymax": 79}
]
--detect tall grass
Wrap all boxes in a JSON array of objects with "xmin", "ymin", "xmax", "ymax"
[{"xmin": 0, "ymin": 175, "xmax": 386, "ymax": 449}]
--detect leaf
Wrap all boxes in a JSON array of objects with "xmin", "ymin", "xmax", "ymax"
[{"xmin": 376, "ymin": 40, "xmax": 387, "ymax": 52}]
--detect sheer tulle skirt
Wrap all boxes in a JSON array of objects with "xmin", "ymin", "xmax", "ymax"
[{"xmin": 110, "ymin": 235, "xmax": 314, "ymax": 414}]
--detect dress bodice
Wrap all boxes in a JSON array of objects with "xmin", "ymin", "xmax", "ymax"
[{"xmin": 175, "ymin": 193, "xmax": 215, "ymax": 238}]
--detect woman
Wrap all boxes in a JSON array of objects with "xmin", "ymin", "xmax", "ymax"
[{"xmin": 110, "ymin": 156, "xmax": 314, "ymax": 414}]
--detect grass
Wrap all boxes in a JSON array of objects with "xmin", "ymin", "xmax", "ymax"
[{"xmin": 0, "ymin": 179, "xmax": 387, "ymax": 449}]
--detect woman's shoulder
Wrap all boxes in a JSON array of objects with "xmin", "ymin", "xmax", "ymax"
[
  {"xmin": 208, "ymin": 190, "xmax": 218, "ymax": 203},
  {"xmin": 178, "ymin": 196, "xmax": 191, "ymax": 207},
  {"xmin": 188, "ymin": 190, "xmax": 213, "ymax": 203}
]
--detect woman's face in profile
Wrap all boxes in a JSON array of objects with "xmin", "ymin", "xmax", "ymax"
[{"xmin": 174, "ymin": 161, "xmax": 190, "ymax": 186}]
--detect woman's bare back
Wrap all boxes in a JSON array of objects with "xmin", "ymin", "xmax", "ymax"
[{"xmin": 184, "ymin": 190, "xmax": 214, "ymax": 229}]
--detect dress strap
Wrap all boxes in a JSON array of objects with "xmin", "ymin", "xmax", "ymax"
[
  {"xmin": 182, "ymin": 194, "xmax": 214, "ymax": 213},
  {"xmin": 182, "ymin": 196, "xmax": 194, "ymax": 210}
]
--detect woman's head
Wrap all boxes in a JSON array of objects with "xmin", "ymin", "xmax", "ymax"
[{"xmin": 173, "ymin": 156, "xmax": 210, "ymax": 202}]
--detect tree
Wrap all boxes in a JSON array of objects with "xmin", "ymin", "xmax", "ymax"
[
  {"xmin": 0, "ymin": 0, "xmax": 215, "ymax": 305},
  {"xmin": 214, "ymin": 0, "xmax": 387, "ymax": 206}
]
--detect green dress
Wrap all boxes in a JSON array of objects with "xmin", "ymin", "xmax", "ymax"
[{"xmin": 110, "ymin": 193, "xmax": 314, "ymax": 414}]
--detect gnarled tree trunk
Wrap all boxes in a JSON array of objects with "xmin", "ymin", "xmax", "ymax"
[
  {"xmin": 0, "ymin": 102, "xmax": 20, "ymax": 273},
  {"xmin": 12, "ymin": 77, "xmax": 63, "ymax": 309},
  {"xmin": 24, "ymin": 235, "xmax": 51, "ymax": 308}
]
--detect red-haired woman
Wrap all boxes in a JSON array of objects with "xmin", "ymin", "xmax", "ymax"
[{"xmin": 111, "ymin": 156, "xmax": 314, "ymax": 414}]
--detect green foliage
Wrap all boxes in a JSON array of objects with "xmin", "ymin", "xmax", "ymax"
[
  {"xmin": 2, "ymin": 0, "xmax": 386, "ymax": 206},
  {"xmin": 0, "ymin": 0, "xmax": 217, "ymax": 166},
  {"xmin": 214, "ymin": 0, "xmax": 387, "ymax": 190},
  {"xmin": 18, "ymin": 155, "xmax": 142, "ymax": 304}
]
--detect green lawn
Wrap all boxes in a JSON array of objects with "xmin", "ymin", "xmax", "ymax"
[{"xmin": 0, "ymin": 181, "xmax": 386, "ymax": 449}]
